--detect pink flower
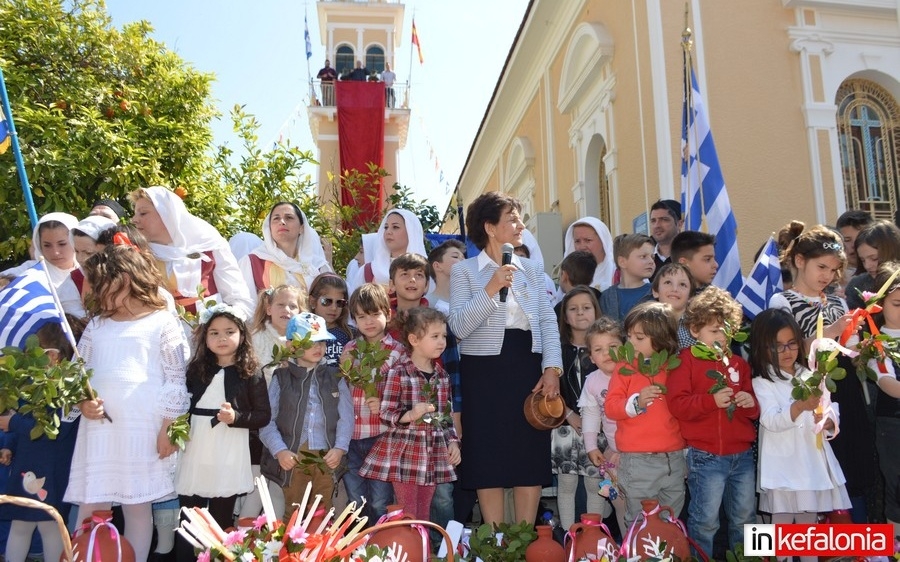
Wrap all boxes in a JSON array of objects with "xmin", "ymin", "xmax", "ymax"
[
  {"xmin": 287, "ymin": 525, "xmax": 309, "ymax": 545},
  {"xmin": 862, "ymin": 291, "xmax": 878, "ymax": 301},
  {"xmin": 223, "ymin": 529, "xmax": 246, "ymax": 547},
  {"xmin": 197, "ymin": 550, "xmax": 212, "ymax": 562},
  {"xmin": 253, "ymin": 514, "xmax": 268, "ymax": 531}
]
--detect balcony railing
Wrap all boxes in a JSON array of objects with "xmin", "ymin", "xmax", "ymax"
[{"xmin": 308, "ymin": 80, "xmax": 411, "ymax": 109}]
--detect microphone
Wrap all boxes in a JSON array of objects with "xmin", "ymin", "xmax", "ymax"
[{"xmin": 500, "ymin": 243, "xmax": 514, "ymax": 303}]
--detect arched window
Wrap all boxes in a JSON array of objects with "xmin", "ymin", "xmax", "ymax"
[
  {"xmin": 335, "ymin": 45, "xmax": 355, "ymax": 77},
  {"xmin": 366, "ymin": 46, "xmax": 385, "ymax": 74},
  {"xmin": 836, "ymin": 79, "xmax": 900, "ymax": 220}
]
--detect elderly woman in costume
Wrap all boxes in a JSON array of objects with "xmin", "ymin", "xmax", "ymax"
[
  {"xmin": 129, "ymin": 186, "xmax": 253, "ymax": 318},
  {"xmin": 562, "ymin": 217, "xmax": 616, "ymax": 292}
]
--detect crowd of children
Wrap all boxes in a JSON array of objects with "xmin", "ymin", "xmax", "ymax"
[{"xmin": 3, "ymin": 193, "xmax": 900, "ymax": 562}]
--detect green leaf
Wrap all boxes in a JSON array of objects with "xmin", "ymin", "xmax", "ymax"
[
  {"xmin": 830, "ymin": 367, "xmax": 847, "ymax": 381},
  {"xmin": 825, "ymin": 377, "xmax": 837, "ymax": 393}
]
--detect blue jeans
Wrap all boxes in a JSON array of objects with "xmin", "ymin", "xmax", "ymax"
[
  {"xmin": 344, "ymin": 436, "xmax": 394, "ymax": 523},
  {"xmin": 686, "ymin": 447, "xmax": 756, "ymax": 558}
]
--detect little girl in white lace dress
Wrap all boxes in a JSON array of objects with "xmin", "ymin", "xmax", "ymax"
[{"xmin": 64, "ymin": 243, "xmax": 190, "ymax": 562}]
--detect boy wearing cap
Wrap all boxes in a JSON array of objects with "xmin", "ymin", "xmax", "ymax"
[
  {"xmin": 649, "ymin": 199, "xmax": 683, "ymax": 280},
  {"xmin": 259, "ymin": 312, "xmax": 353, "ymax": 516}
]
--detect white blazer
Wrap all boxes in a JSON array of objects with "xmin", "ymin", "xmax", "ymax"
[{"xmin": 448, "ymin": 253, "xmax": 562, "ymax": 370}]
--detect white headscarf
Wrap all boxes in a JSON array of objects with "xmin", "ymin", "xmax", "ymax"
[
  {"xmin": 70, "ymin": 215, "xmax": 116, "ymax": 244},
  {"xmin": 367, "ymin": 209, "xmax": 427, "ymax": 284},
  {"xmin": 142, "ymin": 186, "xmax": 230, "ymax": 297},
  {"xmin": 31, "ymin": 212, "xmax": 80, "ymax": 285},
  {"xmin": 250, "ymin": 204, "xmax": 331, "ymax": 288},
  {"xmin": 228, "ymin": 232, "xmax": 263, "ymax": 262},
  {"xmin": 563, "ymin": 217, "xmax": 616, "ymax": 291}
]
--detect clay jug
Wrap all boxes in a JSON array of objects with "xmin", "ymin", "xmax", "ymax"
[
  {"xmin": 624, "ymin": 499, "xmax": 691, "ymax": 561},
  {"xmin": 565, "ymin": 513, "xmax": 618, "ymax": 561},
  {"xmin": 67, "ymin": 510, "xmax": 136, "ymax": 562},
  {"xmin": 366, "ymin": 504, "xmax": 430, "ymax": 562},
  {"xmin": 526, "ymin": 525, "xmax": 566, "ymax": 562}
]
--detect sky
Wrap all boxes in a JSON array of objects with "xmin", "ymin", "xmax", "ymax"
[{"xmin": 103, "ymin": 0, "xmax": 530, "ymax": 216}]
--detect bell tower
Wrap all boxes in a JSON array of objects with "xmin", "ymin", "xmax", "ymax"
[{"xmin": 308, "ymin": 0, "xmax": 410, "ymax": 216}]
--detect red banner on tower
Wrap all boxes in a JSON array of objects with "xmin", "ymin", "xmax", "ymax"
[{"xmin": 335, "ymin": 81, "xmax": 385, "ymax": 229}]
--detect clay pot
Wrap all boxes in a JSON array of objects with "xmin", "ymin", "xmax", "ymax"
[
  {"xmin": 67, "ymin": 510, "xmax": 136, "ymax": 562},
  {"xmin": 527, "ymin": 525, "xmax": 566, "ymax": 562},
  {"xmin": 524, "ymin": 390, "xmax": 566, "ymax": 429},
  {"xmin": 366, "ymin": 504, "xmax": 429, "ymax": 562},
  {"xmin": 565, "ymin": 513, "xmax": 618, "ymax": 561},
  {"xmin": 625, "ymin": 499, "xmax": 691, "ymax": 561}
]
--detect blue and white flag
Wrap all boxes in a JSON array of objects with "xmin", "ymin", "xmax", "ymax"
[
  {"xmin": 736, "ymin": 236, "xmax": 783, "ymax": 320},
  {"xmin": 304, "ymin": 15, "xmax": 313, "ymax": 60},
  {"xmin": 0, "ymin": 262, "xmax": 63, "ymax": 349},
  {"xmin": 681, "ymin": 67, "xmax": 742, "ymax": 297}
]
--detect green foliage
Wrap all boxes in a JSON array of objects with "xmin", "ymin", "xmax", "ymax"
[
  {"xmin": 340, "ymin": 338, "xmax": 391, "ymax": 399},
  {"xmin": 167, "ymin": 412, "xmax": 190, "ymax": 450},
  {"xmin": 0, "ymin": 335, "xmax": 95, "ymax": 440},
  {"xmin": 266, "ymin": 330, "xmax": 314, "ymax": 367},
  {"xmin": 689, "ymin": 321, "xmax": 747, "ymax": 420},
  {"xmin": 0, "ymin": 0, "xmax": 217, "ymax": 263},
  {"xmin": 855, "ymin": 331, "xmax": 900, "ymax": 384},
  {"xmin": 613, "ymin": 342, "xmax": 680, "ymax": 394},
  {"xmin": 791, "ymin": 352, "xmax": 846, "ymax": 401},
  {"xmin": 467, "ymin": 521, "xmax": 537, "ymax": 562},
  {"xmin": 194, "ymin": 104, "xmax": 318, "ymax": 239},
  {"xmin": 294, "ymin": 448, "xmax": 329, "ymax": 476},
  {"xmin": 420, "ymin": 377, "xmax": 453, "ymax": 428}
]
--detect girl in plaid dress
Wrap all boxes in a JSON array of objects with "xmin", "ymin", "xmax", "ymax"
[{"xmin": 359, "ymin": 307, "xmax": 461, "ymax": 521}]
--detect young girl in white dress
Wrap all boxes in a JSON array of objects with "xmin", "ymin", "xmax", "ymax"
[
  {"xmin": 64, "ymin": 244, "xmax": 191, "ymax": 562},
  {"xmin": 174, "ymin": 304, "xmax": 270, "ymax": 562},
  {"xmin": 750, "ymin": 308, "xmax": 850, "ymax": 562}
]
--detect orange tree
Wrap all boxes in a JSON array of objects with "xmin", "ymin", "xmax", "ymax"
[{"xmin": 0, "ymin": 0, "xmax": 218, "ymax": 263}]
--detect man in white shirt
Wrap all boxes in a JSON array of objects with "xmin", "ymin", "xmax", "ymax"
[{"xmin": 381, "ymin": 62, "xmax": 396, "ymax": 108}]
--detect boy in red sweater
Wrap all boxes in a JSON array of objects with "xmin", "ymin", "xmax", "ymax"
[{"xmin": 668, "ymin": 286, "xmax": 759, "ymax": 558}]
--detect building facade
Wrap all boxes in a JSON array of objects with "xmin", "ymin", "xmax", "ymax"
[{"xmin": 444, "ymin": 0, "xmax": 900, "ymax": 275}]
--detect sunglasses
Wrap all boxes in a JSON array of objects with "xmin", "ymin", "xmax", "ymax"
[{"xmin": 318, "ymin": 297, "xmax": 348, "ymax": 308}]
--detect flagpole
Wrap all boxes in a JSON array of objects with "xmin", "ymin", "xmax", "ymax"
[
  {"xmin": 407, "ymin": 13, "xmax": 416, "ymax": 102},
  {"xmin": 37, "ymin": 257, "xmax": 112, "ymax": 422},
  {"xmin": 681, "ymin": 5, "xmax": 705, "ymax": 232},
  {"xmin": 0, "ymin": 66, "xmax": 39, "ymax": 229}
]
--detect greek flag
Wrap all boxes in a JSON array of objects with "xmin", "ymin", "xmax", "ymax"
[
  {"xmin": 304, "ymin": 15, "xmax": 313, "ymax": 60},
  {"xmin": 681, "ymin": 67, "xmax": 742, "ymax": 297},
  {"xmin": 736, "ymin": 236, "xmax": 783, "ymax": 320},
  {"xmin": 0, "ymin": 262, "xmax": 63, "ymax": 349},
  {"xmin": 0, "ymin": 106, "xmax": 9, "ymax": 154}
]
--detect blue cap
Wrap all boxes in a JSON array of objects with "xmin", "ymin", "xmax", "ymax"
[{"xmin": 286, "ymin": 312, "xmax": 335, "ymax": 343}]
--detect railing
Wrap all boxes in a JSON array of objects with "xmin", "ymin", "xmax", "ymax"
[{"xmin": 308, "ymin": 79, "xmax": 410, "ymax": 109}]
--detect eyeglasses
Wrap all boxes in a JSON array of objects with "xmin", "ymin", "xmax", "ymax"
[
  {"xmin": 775, "ymin": 341, "xmax": 799, "ymax": 353},
  {"xmin": 319, "ymin": 297, "xmax": 347, "ymax": 308}
]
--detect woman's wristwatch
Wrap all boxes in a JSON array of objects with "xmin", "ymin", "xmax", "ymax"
[{"xmin": 548, "ymin": 366, "xmax": 563, "ymax": 377}]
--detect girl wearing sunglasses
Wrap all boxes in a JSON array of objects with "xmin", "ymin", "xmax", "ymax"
[{"xmin": 308, "ymin": 273, "xmax": 357, "ymax": 366}]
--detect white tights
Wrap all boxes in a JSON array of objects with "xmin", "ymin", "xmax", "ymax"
[
  {"xmin": 5, "ymin": 520, "xmax": 64, "ymax": 562},
  {"xmin": 771, "ymin": 512, "xmax": 818, "ymax": 562},
  {"xmin": 557, "ymin": 473, "xmax": 608, "ymax": 529},
  {"xmin": 76, "ymin": 502, "xmax": 154, "ymax": 562}
]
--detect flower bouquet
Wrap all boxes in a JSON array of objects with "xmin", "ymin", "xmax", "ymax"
[{"xmin": 177, "ymin": 477, "xmax": 457, "ymax": 561}]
